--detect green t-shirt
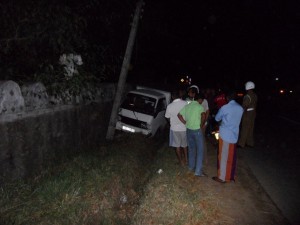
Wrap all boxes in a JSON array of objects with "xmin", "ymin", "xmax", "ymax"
[{"xmin": 179, "ymin": 101, "xmax": 204, "ymax": 130}]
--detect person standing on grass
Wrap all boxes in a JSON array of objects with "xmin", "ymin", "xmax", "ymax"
[
  {"xmin": 178, "ymin": 91, "xmax": 206, "ymax": 177},
  {"xmin": 185, "ymin": 84, "xmax": 199, "ymax": 103},
  {"xmin": 165, "ymin": 90, "xmax": 188, "ymax": 166},
  {"xmin": 212, "ymin": 90, "xmax": 243, "ymax": 183}
]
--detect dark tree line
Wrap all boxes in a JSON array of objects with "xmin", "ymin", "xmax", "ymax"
[{"xmin": 0, "ymin": 0, "xmax": 134, "ymax": 88}]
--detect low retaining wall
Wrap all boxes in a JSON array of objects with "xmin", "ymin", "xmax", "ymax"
[
  {"xmin": 0, "ymin": 103, "xmax": 112, "ymax": 181},
  {"xmin": 0, "ymin": 81, "xmax": 132, "ymax": 182}
]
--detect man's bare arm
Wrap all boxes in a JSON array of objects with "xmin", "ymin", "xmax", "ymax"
[
  {"xmin": 177, "ymin": 113, "xmax": 186, "ymax": 125},
  {"xmin": 200, "ymin": 112, "xmax": 206, "ymax": 128}
]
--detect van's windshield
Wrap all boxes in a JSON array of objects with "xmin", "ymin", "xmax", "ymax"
[{"xmin": 121, "ymin": 93, "xmax": 156, "ymax": 115}]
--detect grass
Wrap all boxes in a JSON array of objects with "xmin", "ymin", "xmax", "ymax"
[
  {"xmin": 132, "ymin": 143, "xmax": 221, "ymax": 225},
  {"xmin": 0, "ymin": 133, "xmax": 160, "ymax": 225},
  {"xmin": 0, "ymin": 132, "xmax": 222, "ymax": 225}
]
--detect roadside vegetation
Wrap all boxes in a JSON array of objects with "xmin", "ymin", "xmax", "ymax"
[
  {"xmin": 0, "ymin": 133, "xmax": 160, "ymax": 225},
  {"xmin": 0, "ymin": 132, "xmax": 221, "ymax": 225},
  {"xmin": 0, "ymin": 0, "xmax": 134, "ymax": 97},
  {"xmin": 132, "ymin": 143, "xmax": 221, "ymax": 225},
  {"xmin": 1, "ymin": 131, "xmax": 285, "ymax": 225}
]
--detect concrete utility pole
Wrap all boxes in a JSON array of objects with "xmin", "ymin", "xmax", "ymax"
[{"xmin": 106, "ymin": 0, "xmax": 144, "ymax": 141}]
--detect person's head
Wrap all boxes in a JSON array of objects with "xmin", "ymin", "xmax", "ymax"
[
  {"xmin": 245, "ymin": 81, "xmax": 255, "ymax": 91},
  {"xmin": 226, "ymin": 90, "xmax": 237, "ymax": 102},
  {"xmin": 171, "ymin": 90, "xmax": 180, "ymax": 101},
  {"xmin": 179, "ymin": 88, "xmax": 186, "ymax": 99},
  {"xmin": 197, "ymin": 92, "xmax": 205, "ymax": 104},
  {"xmin": 187, "ymin": 85, "xmax": 199, "ymax": 99}
]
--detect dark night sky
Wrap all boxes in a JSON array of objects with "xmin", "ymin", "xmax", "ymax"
[{"xmin": 127, "ymin": 0, "xmax": 300, "ymax": 91}]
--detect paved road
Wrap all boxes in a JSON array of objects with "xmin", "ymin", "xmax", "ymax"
[{"xmin": 239, "ymin": 113, "xmax": 300, "ymax": 225}]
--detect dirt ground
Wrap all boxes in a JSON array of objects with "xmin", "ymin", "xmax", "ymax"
[
  {"xmin": 203, "ymin": 137, "xmax": 290, "ymax": 225},
  {"xmin": 132, "ymin": 135, "xmax": 290, "ymax": 225}
]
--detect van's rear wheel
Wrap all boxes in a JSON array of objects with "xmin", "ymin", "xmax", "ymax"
[
  {"xmin": 154, "ymin": 127, "xmax": 162, "ymax": 139},
  {"xmin": 154, "ymin": 125, "xmax": 167, "ymax": 141}
]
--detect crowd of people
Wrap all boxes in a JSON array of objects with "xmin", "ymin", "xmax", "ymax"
[{"xmin": 165, "ymin": 81, "xmax": 257, "ymax": 183}]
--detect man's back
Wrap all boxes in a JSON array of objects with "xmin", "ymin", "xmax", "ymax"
[
  {"xmin": 165, "ymin": 99, "xmax": 187, "ymax": 131},
  {"xmin": 179, "ymin": 101, "xmax": 205, "ymax": 130},
  {"xmin": 216, "ymin": 100, "xmax": 243, "ymax": 143},
  {"xmin": 243, "ymin": 90, "xmax": 257, "ymax": 110}
]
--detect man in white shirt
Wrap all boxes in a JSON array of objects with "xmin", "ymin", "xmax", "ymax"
[{"xmin": 165, "ymin": 90, "xmax": 188, "ymax": 166}]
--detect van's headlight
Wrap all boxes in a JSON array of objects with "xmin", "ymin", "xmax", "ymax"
[
  {"xmin": 122, "ymin": 126, "xmax": 135, "ymax": 133},
  {"xmin": 140, "ymin": 122, "xmax": 148, "ymax": 129}
]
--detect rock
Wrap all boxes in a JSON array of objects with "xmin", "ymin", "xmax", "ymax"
[
  {"xmin": 0, "ymin": 80, "xmax": 25, "ymax": 114},
  {"xmin": 21, "ymin": 82, "xmax": 49, "ymax": 110}
]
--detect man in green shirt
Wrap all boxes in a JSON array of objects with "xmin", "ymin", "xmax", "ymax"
[{"xmin": 178, "ymin": 90, "xmax": 206, "ymax": 177}]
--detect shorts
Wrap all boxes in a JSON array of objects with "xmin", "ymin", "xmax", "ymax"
[{"xmin": 169, "ymin": 130, "xmax": 187, "ymax": 148}]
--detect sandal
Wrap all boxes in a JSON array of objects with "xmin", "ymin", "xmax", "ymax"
[{"xmin": 212, "ymin": 176, "xmax": 226, "ymax": 183}]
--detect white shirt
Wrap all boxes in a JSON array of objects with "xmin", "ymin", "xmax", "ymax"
[
  {"xmin": 201, "ymin": 99, "xmax": 209, "ymax": 125},
  {"xmin": 165, "ymin": 98, "xmax": 187, "ymax": 131},
  {"xmin": 201, "ymin": 99, "xmax": 209, "ymax": 112}
]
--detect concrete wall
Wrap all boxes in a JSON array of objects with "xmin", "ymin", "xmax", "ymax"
[{"xmin": 0, "ymin": 81, "xmax": 131, "ymax": 182}]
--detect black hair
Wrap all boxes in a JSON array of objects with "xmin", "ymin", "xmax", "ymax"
[
  {"xmin": 226, "ymin": 90, "xmax": 237, "ymax": 101},
  {"xmin": 198, "ymin": 92, "xmax": 205, "ymax": 99},
  {"xmin": 188, "ymin": 87, "xmax": 198, "ymax": 94},
  {"xmin": 171, "ymin": 90, "xmax": 180, "ymax": 100}
]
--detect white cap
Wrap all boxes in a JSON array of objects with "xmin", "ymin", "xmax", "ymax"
[
  {"xmin": 189, "ymin": 85, "xmax": 199, "ymax": 94},
  {"xmin": 245, "ymin": 81, "xmax": 255, "ymax": 90}
]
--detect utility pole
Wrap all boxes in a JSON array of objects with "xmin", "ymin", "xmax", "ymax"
[{"xmin": 106, "ymin": 0, "xmax": 144, "ymax": 141}]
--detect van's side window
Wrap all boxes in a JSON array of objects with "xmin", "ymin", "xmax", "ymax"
[{"xmin": 157, "ymin": 98, "xmax": 166, "ymax": 112}]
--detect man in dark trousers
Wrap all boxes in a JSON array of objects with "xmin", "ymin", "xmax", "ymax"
[{"xmin": 238, "ymin": 81, "xmax": 258, "ymax": 148}]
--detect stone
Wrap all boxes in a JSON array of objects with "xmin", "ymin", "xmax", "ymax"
[
  {"xmin": 0, "ymin": 80, "xmax": 25, "ymax": 115},
  {"xmin": 21, "ymin": 82, "xmax": 49, "ymax": 110}
]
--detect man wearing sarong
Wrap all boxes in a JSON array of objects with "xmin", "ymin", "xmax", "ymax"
[{"xmin": 212, "ymin": 91, "xmax": 243, "ymax": 183}]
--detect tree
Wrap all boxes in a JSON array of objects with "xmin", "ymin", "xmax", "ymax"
[{"xmin": 0, "ymin": 0, "xmax": 134, "ymax": 85}]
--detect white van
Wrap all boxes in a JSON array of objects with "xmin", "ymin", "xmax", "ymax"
[{"xmin": 116, "ymin": 86, "xmax": 171, "ymax": 137}]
